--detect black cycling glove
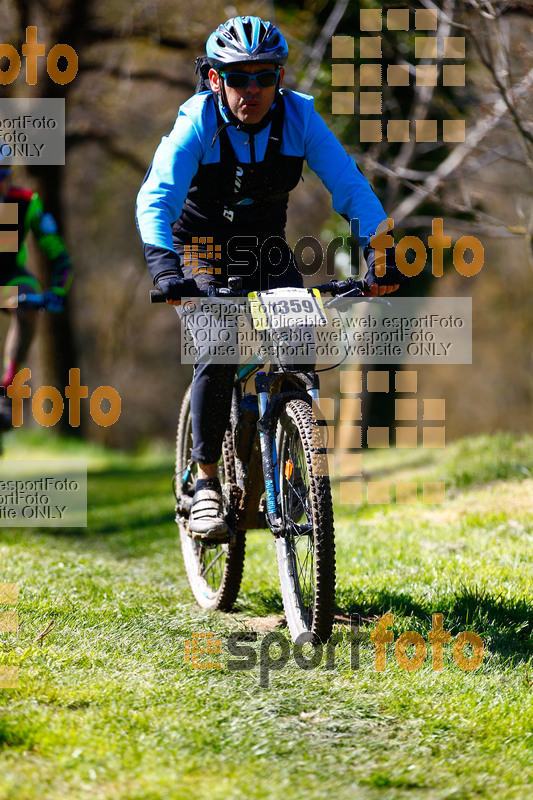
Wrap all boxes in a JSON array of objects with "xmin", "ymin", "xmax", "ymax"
[
  {"xmin": 154, "ymin": 271, "xmax": 198, "ymax": 300},
  {"xmin": 363, "ymin": 244, "xmax": 409, "ymax": 288}
]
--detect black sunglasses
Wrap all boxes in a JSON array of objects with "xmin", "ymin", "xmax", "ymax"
[{"xmin": 219, "ymin": 69, "xmax": 279, "ymax": 89}]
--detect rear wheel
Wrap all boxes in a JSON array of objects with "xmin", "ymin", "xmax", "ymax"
[
  {"xmin": 175, "ymin": 385, "xmax": 245, "ymax": 610},
  {"xmin": 275, "ymin": 399, "xmax": 335, "ymax": 642}
]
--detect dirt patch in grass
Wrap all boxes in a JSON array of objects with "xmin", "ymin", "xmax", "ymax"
[{"xmin": 243, "ymin": 615, "xmax": 286, "ymax": 632}]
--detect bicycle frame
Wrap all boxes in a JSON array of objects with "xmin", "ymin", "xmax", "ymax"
[
  {"xmin": 168, "ymin": 278, "xmax": 367, "ymax": 535},
  {"xmin": 158, "ymin": 276, "xmax": 373, "ymax": 635},
  {"xmin": 256, "ymin": 370, "xmax": 318, "ymax": 534}
]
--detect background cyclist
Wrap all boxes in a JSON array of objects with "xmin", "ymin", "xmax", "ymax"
[
  {"xmin": 0, "ymin": 144, "xmax": 73, "ymax": 430},
  {"xmin": 136, "ymin": 15, "xmax": 405, "ymax": 540}
]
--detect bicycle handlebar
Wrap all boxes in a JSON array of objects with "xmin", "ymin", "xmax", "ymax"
[
  {"xmin": 3, "ymin": 293, "xmax": 63, "ymax": 312},
  {"xmin": 149, "ymin": 278, "xmax": 368, "ymax": 304},
  {"xmin": 17, "ymin": 293, "xmax": 47, "ymax": 309}
]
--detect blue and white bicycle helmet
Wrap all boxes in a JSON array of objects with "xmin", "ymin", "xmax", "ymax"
[{"xmin": 206, "ymin": 16, "xmax": 289, "ymax": 68}]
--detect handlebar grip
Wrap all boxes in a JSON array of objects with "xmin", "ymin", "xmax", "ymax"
[
  {"xmin": 150, "ymin": 279, "xmax": 370, "ymax": 303},
  {"xmin": 315, "ymin": 278, "xmax": 368, "ymax": 296}
]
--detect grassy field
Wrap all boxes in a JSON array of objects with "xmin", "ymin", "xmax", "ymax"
[{"xmin": 0, "ymin": 429, "xmax": 532, "ymax": 799}]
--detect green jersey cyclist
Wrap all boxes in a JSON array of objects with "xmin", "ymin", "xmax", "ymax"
[{"xmin": 0, "ymin": 144, "xmax": 73, "ymax": 429}]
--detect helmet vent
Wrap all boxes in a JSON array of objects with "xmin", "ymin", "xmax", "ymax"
[{"xmin": 243, "ymin": 19, "xmax": 253, "ymax": 45}]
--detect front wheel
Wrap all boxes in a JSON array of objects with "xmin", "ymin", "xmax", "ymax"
[
  {"xmin": 175, "ymin": 385, "xmax": 245, "ymax": 611},
  {"xmin": 275, "ymin": 399, "xmax": 335, "ymax": 642}
]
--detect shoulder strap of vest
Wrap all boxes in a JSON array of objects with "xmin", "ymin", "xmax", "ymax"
[
  {"xmin": 263, "ymin": 93, "xmax": 285, "ymax": 161},
  {"xmin": 213, "ymin": 99, "xmax": 238, "ymax": 166}
]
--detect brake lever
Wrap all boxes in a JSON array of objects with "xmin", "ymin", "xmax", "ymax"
[{"xmin": 324, "ymin": 292, "xmax": 392, "ymax": 311}]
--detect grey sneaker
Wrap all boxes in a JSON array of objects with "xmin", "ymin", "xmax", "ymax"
[{"xmin": 188, "ymin": 486, "xmax": 229, "ymax": 542}]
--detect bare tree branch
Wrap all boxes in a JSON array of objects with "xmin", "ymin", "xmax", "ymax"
[
  {"xmin": 297, "ymin": 0, "xmax": 350, "ymax": 95},
  {"xmin": 402, "ymin": 215, "xmax": 528, "ymax": 236},
  {"xmin": 386, "ymin": 0, "xmax": 456, "ymax": 208},
  {"xmin": 368, "ymin": 154, "xmax": 520, "ymax": 231},
  {"xmin": 466, "ymin": 0, "xmax": 533, "ymax": 152},
  {"xmin": 390, "ymin": 65, "xmax": 533, "ymax": 225},
  {"xmin": 420, "ymin": 0, "xmax": 471, "ymax": 30}
]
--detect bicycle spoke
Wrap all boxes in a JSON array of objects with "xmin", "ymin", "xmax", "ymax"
[
  {"xmin": 292, "ymin": 538, "xmax": 314, "ymax": 608},
  {"xmin": 200, "ymin": 546, "xmax": 226, "ymax": 579}
]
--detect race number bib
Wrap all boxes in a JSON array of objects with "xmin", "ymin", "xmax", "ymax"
[{"xmin": 248, "ymin": 288, "xmax": 327, "ymax": 331}]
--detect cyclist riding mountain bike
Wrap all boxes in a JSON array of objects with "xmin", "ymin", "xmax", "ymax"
[
  {"xmin": 136, "ymin": 15, "xmax": 406, "ymax": 541},
  {"xmin": 0, "ymin": 142, "xmax": 73, "ymax": 430}
]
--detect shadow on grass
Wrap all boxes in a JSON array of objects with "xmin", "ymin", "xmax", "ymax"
[
  {"xmin": 232, "ymin": 587, "xmax": 284, "ymax": 616},
  {"xmin": 87, "ymin": 465, "xmax": 174, "ymax": 509},
  {"xmin": 335, "ymin": 585, "xmax": 533, "ymax": 664},
  {"xmin": 359, "ymin": 452, "xmax": 435, "ymax": 480},
  {"xmin": 57, "ymin": 510, "xmax": 175, "ymax": 537},
  {"xmin": 0, "ymin": 720, "xmax": 37, "ymax": 751},
  {"xmin": 0, "ymin": 513, "xmax": 178, "ymax": 561},
  {"xmin": 0, "ymin": 462, "xmax": 178, "ymax": 560},
  {"xmin": 5, "ymin": 463, "xmax": 181, "ymax": 558}
]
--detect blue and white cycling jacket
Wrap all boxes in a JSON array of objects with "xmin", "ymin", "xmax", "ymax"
[{"xmin": 136, "ymin": 88, "xmax": 388, "ymax": 282}]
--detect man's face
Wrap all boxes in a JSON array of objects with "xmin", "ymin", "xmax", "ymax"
[{"xmin": 209, "ymin": 62, "xmax": 284, "ymax": 125}]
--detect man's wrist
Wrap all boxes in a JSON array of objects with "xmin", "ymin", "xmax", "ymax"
[
  {"xmin": 153, "ymin": 269, "xmax": 181, "ymax": 286},
  {"xmin": 363, "ymin": 244, "xmax": 408, "ymax": 287}
]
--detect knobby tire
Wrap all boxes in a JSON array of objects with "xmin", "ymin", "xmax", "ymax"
[
  {"xmin": 275, "ymin": 399, "xmax": 335, "ymax": 643},
  {"xmin": 175, "ymin": 385, "xmax": 245, "ymax": 611}
]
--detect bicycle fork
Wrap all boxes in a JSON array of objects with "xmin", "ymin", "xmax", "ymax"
[
  {"xmin": 255, "ymin": 372, "xmax": 281, "ymax": 533},
  {"xmin": 255, "ymin": 372, "xmax": 319, "ymax": 536}
]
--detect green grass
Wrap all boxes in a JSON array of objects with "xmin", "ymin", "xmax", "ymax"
[{"xmin": 0, "ymin": 429, "xmax": 532, "ymax": 799}]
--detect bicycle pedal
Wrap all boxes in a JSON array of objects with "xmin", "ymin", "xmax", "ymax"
[{"xmin": 188, "ymin": 527, "xmax": 232, "ymax": 546}]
